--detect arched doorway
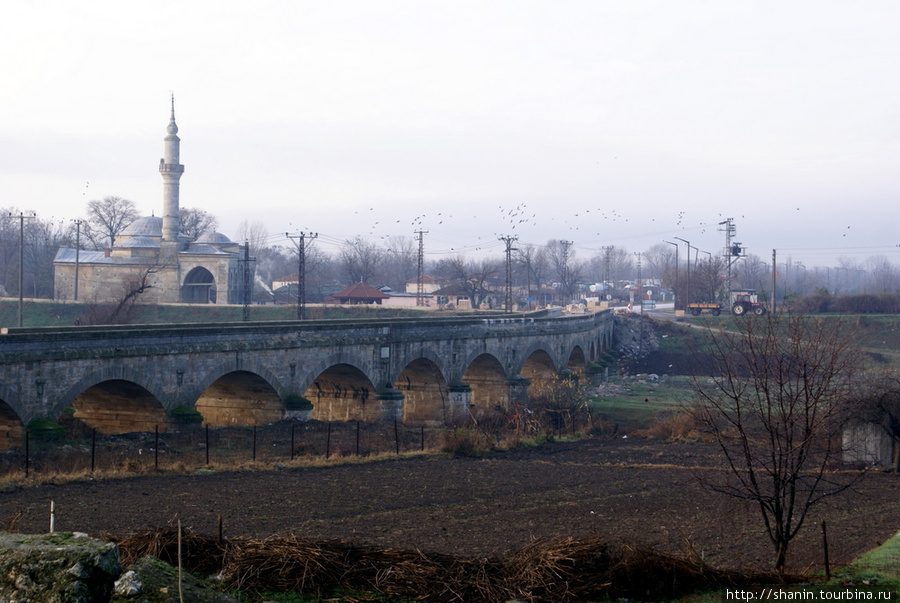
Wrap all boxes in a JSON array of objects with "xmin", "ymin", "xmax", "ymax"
[{"xmin": 182, "ymin": 267, "xmax": 216, "ymax": 303}]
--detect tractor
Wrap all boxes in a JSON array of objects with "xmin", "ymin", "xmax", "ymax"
[{"xmin": 730, "ymin": 289, "xmax": 767, "ymax": 316}]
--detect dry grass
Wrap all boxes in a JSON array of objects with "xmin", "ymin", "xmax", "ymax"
[
  {"xmin": 113, "ymin": 527, "xmax": 794, "ymax": 603},
  {"xmin": 0, "ymin": 448, "xmax": 442, "ymax": 491},
  {"xmin": 635, "ymin": 410, "xmax": 708, "ymax": 441}
]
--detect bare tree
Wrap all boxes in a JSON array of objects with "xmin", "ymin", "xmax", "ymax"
[
  {"xmin": 179, "ymin": 207, "xmax": 219, "ymax": 242},
  {"xmin": 545, "ymin": 239, "xmax": 583, "ymax": 303},
  {"xmin": 383, "ymin": 235, "xmax": 417, "ymax": 291},
  {"xmin": 643, "ymin": 242, "xmax": 675, "ymax": 284},
  {"xmin": 78, "ymin": 264, "xmax": 162, "ymax": 325},
  {"xmin": 25, "ymin": 217, "xmax": 71, "ymax": 298},
  {"xmin": 236, "ymin": 219, "xmax": 268, "ymax": 256},
  {"xmin": 589, "ymin": 246, "xmax": 633, "ymax": 290},
  {"xmin": 515, "ymin": 244, "xmax": 550, "ymax": 307},
  {"xmin": 689, "ymin": 312, "xmax": 863, "ymax": 572},
  {"xmin": 339, "ymin": 236, "xmax": 384, "ymax": 285},
  {"xmin": 84, "ymin": 196, "xmax": 140, "ymax": 249},
  {"xmin": 434, "ymin": 255, "xmax": 500, "ymax": 308},
  {"xmin": 866, "ymin": 255, "xmax": 898, "ymax": 293},
  {"xmin": 733, "ymin": 254, "xmax": 770, "ymax": 294},
  {"xmin": 692, "ymin": 255, "xmax": 726, "ymax": 302}
]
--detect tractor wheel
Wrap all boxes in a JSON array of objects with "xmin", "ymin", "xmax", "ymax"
[
  {"xmin": 691, "ymin": 308, "xmax": 701, "ymax": 316},
  {"xmin": 732, "ymin": 303, "xmax": 746, "ymax": 316},
  {"xmin": 754, "ymin": 306, "xmax": 767, "ymax": 316},
  {"xmin": 712, "ymin": 308, "xmax": 721, "ymax": 316}
]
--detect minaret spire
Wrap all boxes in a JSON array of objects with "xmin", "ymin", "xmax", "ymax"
[{"xmin": 160, "ymin": 94, "xmax": 184, "ymax": 243}]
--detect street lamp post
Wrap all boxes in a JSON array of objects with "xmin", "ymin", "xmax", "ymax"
[
  {"xmin": 663, "ymin": 240, "xmax": 679, "ymax": 312},
  {"xmin": 674, "ymin": 237, "xmax": 692, "ymax": 306}
]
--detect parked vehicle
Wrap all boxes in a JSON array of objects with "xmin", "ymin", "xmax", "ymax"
[
  {"xmin": 686, "ymin": 290, "xmax": 767, "ymax": 316},
  {"xmin": 730, "ymin": 289, "xmax": 767, "ymax": 316},
  {"xmin": 686, "ymin": 302, "xmax": 721, "ymax": 316}
]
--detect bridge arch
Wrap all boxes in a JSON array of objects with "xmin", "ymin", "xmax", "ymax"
[
  {"xmin": 393, "ymin": 356, "xmax": 449, "ymax": 425},
  {"xmin": 304, "ymin": 363, "xmax": 380, "ymax": 422},
  {"xmin": 58, "ymin": 367, "xmax": 168, "ymax": 434},
  {"xmin": 186, "ymin": 360, "xmax": 287, "ymax": 427},
  {"xmin": 70, "ymin": 380, "xmax": 167, "ymax": 435},
  {"xmin": 520, "ymin": 348, "xmax": 559, "ymax": 387},
  {"xmin": 566, "ymin": 344, "xmax": 587, "ymax": 376},
  {"xmin": 0, "ymin": 398, "xmax": 24, "ymax": 449},
  {"xmin": 461, "ymin": 352, "xmax": 509, "ymax": 411},
  {"xmin": 194, "ymin": 371, "xmax": 283, "ymax": 427}
]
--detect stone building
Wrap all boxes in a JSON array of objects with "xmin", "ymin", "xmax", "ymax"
[{"xmin": 54, "ymin": 100, "xmax": 253, "ymax": 304}]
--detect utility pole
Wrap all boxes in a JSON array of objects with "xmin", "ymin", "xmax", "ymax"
[
  {"xmin": 602, "ymin": 245, "xmax": 614, "ymax": 289},
  {"xmin": 13, "ymin": 212, "xmax": 35, "ymax": 328},
  {"xmin": 559, "ymin": 239, "xmax": 573, "ymax": 305},
  {"xmin": 72, "ymin": 219, "xmax": 83, "ymax": 301},
  {"xmin": 634, "ymin": 251, "xmax": 644, "ymax": 355},
  {"xmin": 499, "ymin": 235, "xmax": 518, "ymax": 312},
  {"xmin": 415, "ymin": 230, "xmax": 427, "ymax": 307},
  {"xmin": 286, "ymin": 231, "xmax": 317, "ymax": 320},
  {"xmin": 242, "ymin": 242, "xmax": 251, "ymax": 321},
  {"xmin": 772, "ymin": 249, "xmax": 777, "ymax": 314},
  {"xmin": 718, "ymin": 218, "xmax": 743, "ymax": 300}
]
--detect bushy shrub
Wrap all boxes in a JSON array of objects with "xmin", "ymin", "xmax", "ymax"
[{"xmin": 441, "ymin": 427, "xmax": 488, "ymax": 457}]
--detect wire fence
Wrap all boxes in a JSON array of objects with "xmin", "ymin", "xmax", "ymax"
[{"xmin": 0, "ymin": 420, "xmax": 440, "ymax": 480}]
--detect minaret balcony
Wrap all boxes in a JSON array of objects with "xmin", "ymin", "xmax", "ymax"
[{"xmin": 159, "ymin": 164, "xmax": 185, "ymax": 174}]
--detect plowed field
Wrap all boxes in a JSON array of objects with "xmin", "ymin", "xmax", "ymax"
[{"xmin": 0, "ymin": 437, "xmax": 895, "ymax": 573}]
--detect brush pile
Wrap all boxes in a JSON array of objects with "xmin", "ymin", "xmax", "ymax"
[{"xmin": 113, "ymin": 527, "xmax": 786, "ymax": 602}]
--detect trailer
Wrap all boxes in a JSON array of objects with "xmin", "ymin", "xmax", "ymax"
[{"xmin": 686, "ymin": 302, "xmax": 722, "ymax": 316}]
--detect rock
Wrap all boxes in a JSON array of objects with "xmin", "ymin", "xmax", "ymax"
[
  {"xmin": 110, "ymin": 556, "xmax": 239, "ymax": 603},
  {"xmin": 0, "ymin": 532, "xmax": 121, "ymax": 602},
  {"xmin": 113, "ymin": 570, "xmax": 142, "ymax": 596}
]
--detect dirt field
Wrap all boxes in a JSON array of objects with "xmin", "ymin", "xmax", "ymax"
[{"xmin": 0, "ymin": 436, "xmax": 896, "ymax": 574}]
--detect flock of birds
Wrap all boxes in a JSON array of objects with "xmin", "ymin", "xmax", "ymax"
[
  {"xmin": 293, "ymin": 200, "xmax": 867, "ymax": 260},
  {"xmin": 308, "ymin": 200, "xmax": 739, "ymax": 257}
]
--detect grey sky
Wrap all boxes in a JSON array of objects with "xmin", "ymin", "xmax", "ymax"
[{"xmin": 2, "ymin": 1, "xmax": 898, "ymax": 266}]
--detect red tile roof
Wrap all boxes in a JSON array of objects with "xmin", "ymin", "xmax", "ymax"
[{"xmin": 330, "ymin": 282, "xmax": 389, "ymax": 300}]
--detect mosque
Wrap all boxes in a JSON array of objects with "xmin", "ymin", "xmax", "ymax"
[{"xmin": 54, "ymin": 101, "xmax": 254, "ymax": 305}]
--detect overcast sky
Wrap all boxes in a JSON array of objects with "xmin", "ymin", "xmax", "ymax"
[{"xmin": 2, "ymin": 1, "xmax": 898, "ymax": 266}]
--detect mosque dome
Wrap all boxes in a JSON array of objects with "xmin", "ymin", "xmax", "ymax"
[
  {"xmin": 114, "ymin": 235, "xmax": 161, "ymax": 249},
  {"xmin": 121, "ymin": 216, "xmax": 163, "ymax": 238},
  {"xmin": 195, "ymin": 232, "xmax": 233, "ymax": 245}
]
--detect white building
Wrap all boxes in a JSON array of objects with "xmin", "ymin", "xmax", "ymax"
[{"xmin": 54, "ymin": 99, "xmax": 253, "ymax": 305}]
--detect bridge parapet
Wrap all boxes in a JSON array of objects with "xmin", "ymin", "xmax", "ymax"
[{"xmin": 0, "ymin": 309, "xmax": 614, "ymax": 442}]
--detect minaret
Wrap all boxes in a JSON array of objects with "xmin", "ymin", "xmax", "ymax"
[{"xmin": 159, "ymin": 95, "xmax": 184, "ymax": 243}]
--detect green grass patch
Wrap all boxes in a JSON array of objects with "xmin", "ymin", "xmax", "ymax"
[
  {"xmin": 589, "ymin": 378, "xmax": 693, "ymax": 431},
  {"xmin": 839, "ymin": 530, "xmax": 900, "ymax": 582},
  {"xmin": 0, "ymin": 299, "xmax": 456, "ymax": 328}
]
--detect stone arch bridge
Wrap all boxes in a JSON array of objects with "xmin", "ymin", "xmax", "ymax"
[{"xmin": 0, "ymin": 310, "xmax": 614, "ymax": 448}]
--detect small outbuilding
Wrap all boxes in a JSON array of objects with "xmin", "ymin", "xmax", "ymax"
[{"xmin": 328, "ymin": 282, "xmax": 389, "ymax": 305}]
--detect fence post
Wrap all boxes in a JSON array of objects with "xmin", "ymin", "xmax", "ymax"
[
  {"xmin": 290, "ymin": 422, "xmax": 295, "ymax": 461},
  {"xmin": 356, "ymin": 420, "xmax": 360, "ymax": 456},
  {"xmin": 325, "ymin": 422, "xmax": 332, "ymax": 459},
  {"xmin": 421, "ymin": 425, "xmax": 425, "ymax": 451},
  {"xmin": 154, "ymin": 425, "xmax": 159, "ymax": 470},
  {"xmin": 91, "ymin": 429, "xmax": 96, "ymax": 473},
  {"xmin": 394, "ymin": 419, "xmax": 400, "ymax": 455},
  {"xmin": 252, "ymin": 425, "xmax": 257, "ymax": 462},
  {"xmin": 206, "ymin": 424, "xmax": 210, "ymax": 466},
  {"xmin": 24, "ymin": 430, "xmax": 29, "ymax": 479}
]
